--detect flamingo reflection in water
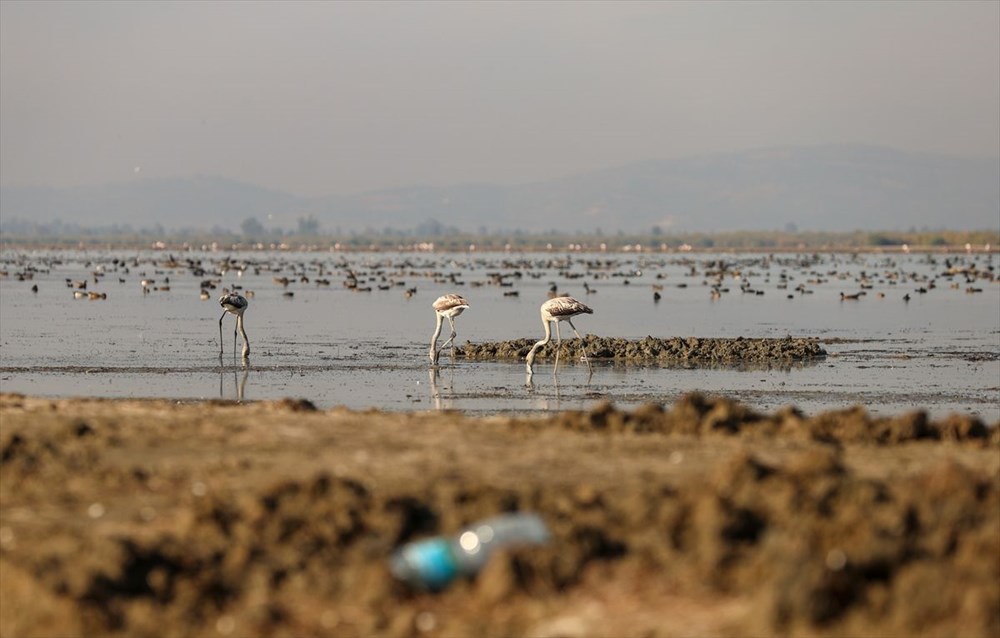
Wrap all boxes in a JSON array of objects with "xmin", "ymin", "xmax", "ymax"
[
  {"xmin": 220, "ymin": 362, "xmax": 249, "ymax": 402},
  {"xmin": 428, "ymin": 367, "xmax": 457, "ymax": 411}
]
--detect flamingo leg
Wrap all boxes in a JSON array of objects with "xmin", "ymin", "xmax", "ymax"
[
  {"xmin": 441, "ymin": 316, "xmax": 458, "ymax": 353},
  {"xmin": 553, "ymin": 321, "xmax": 562, "ymax": 373},
  {"xmin": 567, "ymin": 319, "xmax": 593, "ymax": 372},
  {"xmin": 218, "ymin": 312, "xmax": 227, "ymax": 354}
]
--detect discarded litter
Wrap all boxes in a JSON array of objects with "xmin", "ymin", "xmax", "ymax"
[{"xmin": 389, "ymin": 512, "xmax": 550, "ymax": 590}]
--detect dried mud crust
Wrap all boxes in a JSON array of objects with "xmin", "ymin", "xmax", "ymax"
[
  {"xmin": 459, "ymin": 336, "xmax": 827, "ymax": 363},
  {"xmin": 1, "ymin": 392, "xmax": 998, "ymax": 638}
]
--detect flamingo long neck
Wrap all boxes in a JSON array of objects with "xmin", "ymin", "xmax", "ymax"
[
  {"xmin": 538, "ymin": 315, "xmax": 552, "ymax": 346},
  {"xmin": 429, "ymin": 313, "xmax": 444, "ymax": 355},
  {"xmin": 237, "ymin": 314, "xmax": 249, "ymax": 357},
  {"xmin": 525, "ymin": 315, "xmax": 552, "ymax": 366}
]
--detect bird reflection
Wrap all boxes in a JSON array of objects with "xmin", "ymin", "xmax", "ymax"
[
  {"xmin": 526, "ymin": 362, "xmax": 593, "ymax": 390},
  {"xmin": 219, "ymin": 356, "xmax": 249, "ymax": 402},
  {"xmin": 525, "ymin": 369, "xmax": 563, "ymax": 409},
  {"xmin": 429, "ymin": 366, "xmax": 454, "ymax": 410}
]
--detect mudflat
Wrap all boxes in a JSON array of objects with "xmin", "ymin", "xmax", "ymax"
[{"xmin": 1, "ymin": 393, "xmax": 997, "ymax": 638}]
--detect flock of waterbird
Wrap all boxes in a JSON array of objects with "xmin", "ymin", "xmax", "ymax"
[
  {"xmin": 3, "ymin": 249, "xmax": 995, "ymax": 375},
  {"xmin": 197, "ymin": 250, "xmax": 994, "ymax": 375},
  {"xmin": 218, "ymin": 287, "xmax": 595, "ymax": 375},
  {"xmin": 421, "ymin": 292, "xmax": 597, "ymax": 373}
]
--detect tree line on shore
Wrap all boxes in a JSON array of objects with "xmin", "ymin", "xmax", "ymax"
[{"xmin": 1, "ymin": 222, "xmax": 996, "ymax": 252}]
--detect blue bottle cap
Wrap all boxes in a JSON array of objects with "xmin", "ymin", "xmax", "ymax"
[{"xmin": 393, "ymin": 538, "xmax": 458, "ymax": 590}]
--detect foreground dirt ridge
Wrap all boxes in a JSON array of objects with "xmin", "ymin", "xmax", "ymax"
[{"xmin": 1, "ymin": 393, "xmax": 997, "ymax": 638}]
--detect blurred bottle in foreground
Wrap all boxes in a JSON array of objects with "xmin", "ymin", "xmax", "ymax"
[{"xmin": 389, "ymin": 512, "xmax": 551, "ymax": 591}]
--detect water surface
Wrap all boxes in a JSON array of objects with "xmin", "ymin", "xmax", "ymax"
[{"xmin": 1, "ymin": 249, "xmax": 997, "ymax": 421}]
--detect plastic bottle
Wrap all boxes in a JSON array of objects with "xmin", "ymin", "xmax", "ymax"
[{"xmin": 388, "ymin": 512, "xmax": 551, "ymax": 590}]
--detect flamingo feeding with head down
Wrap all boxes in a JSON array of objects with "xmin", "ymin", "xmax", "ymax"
[
  {"xmin": 429, "ymin": 294, "xmax": 470, "ymax": 364},
  {"xmin": 525, "ymin": 296, "xmax": 594, "ymax": 374},
  {"xmin": 219, "ymin": 291, "xmax": 250, "ymax": 359}
]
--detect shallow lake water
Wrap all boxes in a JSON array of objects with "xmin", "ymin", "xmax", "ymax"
[{"xmin": 1, "ymin": 248, "xmax": 998, "ymax": 421}]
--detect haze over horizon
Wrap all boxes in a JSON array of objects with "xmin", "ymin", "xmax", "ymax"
[{"xmin": 2, "ymin": 1, "xmax": 998, "ymax": 203}]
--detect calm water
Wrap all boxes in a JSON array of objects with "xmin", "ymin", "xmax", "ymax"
[{"xmin": 1, "ymin": 248, "xmax": 998, "ymax": 421}]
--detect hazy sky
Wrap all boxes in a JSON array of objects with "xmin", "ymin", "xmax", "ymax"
[{"xmin": 2, "ymin": 1, "xmax": 998, "ymax": 196}]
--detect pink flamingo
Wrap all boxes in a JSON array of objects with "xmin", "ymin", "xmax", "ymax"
[
  {"xmin": 429, "ymin": 294, "xmax": 470, "ymax": 364},
  {"xmin": 218, "ymin": 292, "xmax": 249, "ymax": 359},
  {"xmin": 525, "ymin": 296, "xmax": 594, "ymax": 374}
]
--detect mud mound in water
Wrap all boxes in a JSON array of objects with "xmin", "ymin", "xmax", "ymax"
[
  {"xmin": 1, "ymin": 393, "xmax": 997, "ymax": 638},
  {"xmin": 459, "ymin": 336, "xmax": 826, "ymax": 363}
]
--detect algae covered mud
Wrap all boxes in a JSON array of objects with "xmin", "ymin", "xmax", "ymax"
[
  {"xmin": 1, "ymin": 393, "xmax": 997, "ymax": 637},
  {"xmin": 460, "ymin": 335, "xmax": 827, "ymax": 363}
]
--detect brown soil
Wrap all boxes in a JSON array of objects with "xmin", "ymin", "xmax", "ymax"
[
  {"xmin": 1, "ymin": 393, "xmax": 997, "ymax": 638},
  {"xmin": 459, "ymin": 336, "xmax": 826, "ymax": 363}
]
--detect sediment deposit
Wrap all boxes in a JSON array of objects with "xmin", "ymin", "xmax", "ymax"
[{"xmin": 1, "ymin": 393, "xmax": 997, "ymax": 638}]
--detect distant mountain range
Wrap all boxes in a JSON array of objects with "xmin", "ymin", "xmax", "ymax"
[{"xmin": 2, "ymin": 145, "xmax": 997, "ymax": 233}]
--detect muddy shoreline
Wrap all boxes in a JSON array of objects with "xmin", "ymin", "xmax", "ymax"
[{"xmin": 1, "ymin": 393, "xmax": 998, "ymax": 637}]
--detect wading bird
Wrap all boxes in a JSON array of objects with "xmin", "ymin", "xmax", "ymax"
[
  {"xmin": 219, "ymin": 292, "xmax": 250, "ymax": 359},
  {"xmin": 525, "ymin": 296, "xmax": 594, "ymax": 374},
  {"xmin": 429, "ymin": 294, "xmax": 470, "ymax": 364}
]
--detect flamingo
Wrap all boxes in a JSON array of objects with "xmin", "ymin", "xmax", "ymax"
[
  {"xmin": 429, "ymin": 294, "xmax": 470, "ymax": 364},
  {"xmin": 219, "ymin": 292, "xmax": 250, "ymax": 359},
  {"xmin": 525, "ymin": 296, "xmax": 594, "ymax": 374}
]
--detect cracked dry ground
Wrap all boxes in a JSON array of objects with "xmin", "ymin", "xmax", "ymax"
[{"xmin": 1, "ymin": 393, "xmax": 998, "ymax": 638}]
